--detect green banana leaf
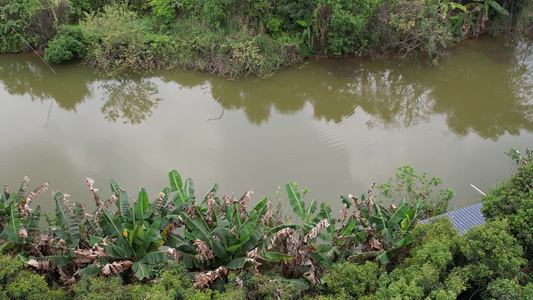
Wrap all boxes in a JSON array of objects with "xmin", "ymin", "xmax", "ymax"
[
  {"xmin": 168, "ymin": 170, "xmax": 183, "ymax": 192},
  {"xmin": 258, "ymin": 251, "xmax": 292, "ymax": 262},
  {"xmin": 0, "ymin": 201, "xmax": 22, "ymax": 243},
  {"xmin": 53, "ymin": 191, "xmax": 80, "ymax": 247},
  {"xmin": 134, "ymin": 188, "xmax": 149, "ymax": 221},
  {"xmin": 286, "ymin": 183, "xmax": 306, "ymax": 221}
]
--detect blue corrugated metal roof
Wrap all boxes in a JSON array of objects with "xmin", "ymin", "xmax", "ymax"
[{"xmin": 419, "ymin": 202, "xmax": 485, "ymax": 235}]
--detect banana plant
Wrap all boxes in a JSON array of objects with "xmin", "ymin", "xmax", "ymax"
[
  {"xmin": 300, "ymin": 184, "xmax": 425, "ymax": 268},
  {"xmin": 46, "ymin": 191, "xmax": 84, "ymax": 248},
  {"xmin": 466, "ymin": 0, "xmax": 509, "ymax": 21},
  {"xmin": 438, "ymin": 1, "xmax": 467, "ymax": 20},
  {"xmin": 88, "ymin": 188, "xmax": 170, "ymax": 279},
  {"xmin": 173, "ymin": 190, "xmax": 291, "ymax": 270},
  {"xmin": 505, "ymin": 147, "xmax": 531, "ymax": 166},
  {"xmin": 0, "ymin": 177, "xmax": 46, "ymax": 253}
]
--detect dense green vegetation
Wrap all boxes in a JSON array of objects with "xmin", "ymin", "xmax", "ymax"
[
  {"xmin": 0, "ymin": 148, "xmax": 531, "ymax": 298},
  {"xmin": 1, "ymin": 0, "xmax": 532, "ymax": 77}
]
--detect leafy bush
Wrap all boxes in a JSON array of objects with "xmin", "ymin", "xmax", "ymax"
[
  {"xmin": 460, "ymin": 219, "xmax": 526, "ymax": 285},
  {"xmin": 364, "ymin": 217, "xmax": 468, "ymax": 299},
  {"xmin": 45, "ymin": 25, "xmax": 86, "ymax": 63},
  {"xmin": 321, "ymin": 261, "xmax": 380, "ymax": 299},
  {"xmin": 79, "ymin": 3, "xmax": 154, "ymax": 74},
  {"xmin": 3, "ymin": 270, "xmax": 69, "ymax": 300},
  {"xmin": 325, "ymin": 0, "xmax": 378, "ymax": 55},
  {"xmin": 238, "ymin": 271, "xmax": 302, "ymax": 300},
  {"xmin": 0, "ymin": 255, "xmax": 24, "ymax": 285},
  {"xmin": 72, "ymin": 275, "xmax": 130, "ymax": 300},
  {"xmin": 158, "ymin": 262, "xmax": 193, "ymax": 298},
  {"xmin": 0, "ymin": 176, "xmax": 47, "ymax": 254},
  {"xmin": 482, "ymin": 162, "xmax": 533, "ymax": 258},
  {"xmin": 0, "ymin": 0, "xmax": 43, "ymax": 52},
  {"xmin": 377, "ymin": 165, "xmax": 455, "ymax": 218},
  {"xmin": 130, "ymin": 283, "xmax": 173, "ymax": 300},
  {"xmin": 485, "ymin": 278, "xmax": 525, "ymax": 300}
]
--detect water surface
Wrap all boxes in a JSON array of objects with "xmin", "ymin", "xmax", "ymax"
[{"xmin": 1, "ymin": 37, "xmax": 532, "ymax": 214}]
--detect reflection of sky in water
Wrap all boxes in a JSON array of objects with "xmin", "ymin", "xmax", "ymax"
[{"xmin": 0, "ymin": 39, "xmax": 532, "ymax": 215}]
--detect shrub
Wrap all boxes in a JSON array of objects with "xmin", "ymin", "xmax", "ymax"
[
  {"xmin": 366, "ymin": 217, "xmax": 467, "ymax": 299},
  {"xmin": 460, "ymin": 219, "xmax": 527, "ymax": 286},
  {"xmin": 321, "ymin": 261, "xmax": 380, "ymax": 299},
  {"xmin": 482, "ymin": 163, "xmax": 533, "ymax": 259},
  {"xmin": 79, "ymin": 3, "xmax": 154, "ymax": 74},
  {"xmin": 130, "ymin": 283, "xmax": 173, "ymax": 300},
  {"xmin": 325, "ymin": 0, "xmax": 376, "ymax": 56},
  {"xmin": 159, "ymin": 262, "xmax": 193, "ymax": 299},
  {"xmin": 3, "ymin": 270, "xmax": 69, "ymax": 300},
  {"xmin": 411, "ymin": 216, "xmax": 457, "ymax": 248},
  {"xmin": 377, "ymin": 165, "xmax": 455, "ymax": 218},
  {"xmin": 44, "ymin": 25, "xmax": 86, "ymax": 63},
  {"xmin": 72, "ymin": 275, "xmax": 130, "ymax": 300},
  {"xmin": 0, "ymin": 0, "xmax": 41, "ymax": 53},
  {"xmin": 239, "ymin": 271, "xmax": 303, "ymax": 300},
  {"xmin": 0, "ymin": 255, "xmax": 24, "ymax": 285}
]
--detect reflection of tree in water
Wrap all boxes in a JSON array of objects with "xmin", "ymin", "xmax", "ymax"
[
  {"xmin": 208, "ymin": 76, "xmax": 307, "ymax": 125},
  {"xmin": 356, "ymin": 67, "xmax": 433, "ymax": 129},
  {"xmin": 3, "ymin": 41, "xmax": 532, "ymax": 137},
  {"xmin": 100, "ymin": 77, "xmax": 162, "ymax": 125},
  {"xmin": 0, "ymin": 55, "xmax": 92, "ymax": 110},
  {"xmin": 430, "ymin": 40, "xmax": 533, "ymax": 140},
  {"xmin": 205, "ymin": 41, "xmax": 533, "ymax": 141},
  {"xmin": 206, "ymin": 58, "xmax": 434, "ymax": 128},
  {"xmin": 309, "ymin": 59, "xmax": 434, "ymax": 127}
]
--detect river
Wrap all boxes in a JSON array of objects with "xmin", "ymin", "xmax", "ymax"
[{"xmin": 1, "ymin": 37, "xmax": 532, "ymax": 214}]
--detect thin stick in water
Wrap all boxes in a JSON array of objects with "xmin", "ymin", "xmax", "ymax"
[
  {"xmin": 470, "ymin": 184, "xmax": 486, "ymax": 196},
  {"xmin": 206, "ymin": 97, "xmax": 225, "ymax": 121}
]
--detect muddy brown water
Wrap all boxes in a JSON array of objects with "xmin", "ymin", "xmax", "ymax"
[{"xmin": 1, "ymin": 37, "xmax": 532, "ymax": 214}]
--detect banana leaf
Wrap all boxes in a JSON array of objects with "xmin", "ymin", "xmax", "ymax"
[
  {"xmin": 235, "ymin": 228, "xmax": 263, "ymax": 257},
  {"xmin": 212, "ymin": 238, "xmax": 229, "ymax": 260},
  {"xmin": 311, "ymin": 252, "xmax": 333, "ymax": 270},
  {"xmin": 202, "ymin": 183, "xmax": 219, "ymax": 202},
  {"xmin": 312, "ymin": 203, "xmax": 336, "ymax": 238},
  {"xmin": 226, "ymin": 234, "xmax": 251, "ymax": 254},
  {"xmin": 23, "ymin": 205, "xmax": 41, "ymax": 231},
  {"xmin": 107, "ymin": 236, "xmax": 133, "ymax": 259},
  {"xmin": 117, "ymin": 189, "xmax": 133, "ymax": 222},
  {"xmin": 134, "ymin": 188, "xmax": 149, "ymax": 221},
  {"xmin": 101, "ymin": 210, "xmax": 124, "ymax": 238},
  {"xmin": 164, "ymin": 233, "xmax": 186, "ymax": 248},
  {"xmin": 53, "ymin": 192, "xmax": 80, "ymax": 247},
  {"xmin": 168, "ymin": 170, "xmax": 183, "ymax": 192},
  {"xmin": 128, "ymin": 225, "xmax": 143, "ymax": 247},
  {"xmin": 110, "ymin": 179, "xmax": 120, "ymax": 197},
  {"xmin": 340, "ymin": 220, "xmax": 357, "ymax": 237},
  {"xmin": 138, "ymin": 250, "xmax": 172, "ymax": 264},
  {"xmin": 212, "ymin": 218, "xmax": 231, "ymax": 245},
  {"xmin": 387, "ymin": 203, "xmax": 409, "ymax": 227},
  {"xmin": 0, "ymin": 241, "xmax": 14, "ymax": 254},
  {"xmin": 132, "ymin": 262, "xmax": 150, "ymax": 279},
  {"xmin": 137, "ymin": 216, "xmax": 162, "ymax": 257},
  {"xmin": 306, "ymin": 199, "xmax": 317, "ymax": 223},
  {"xmin": 225, "ymin": 257, "xmax": 247, "ymax": 269},
  {"xmin": 84, "ymin": 218, "xmax": 104, "ymax": 237},
  {"xmin": 286, "ymin": 183, "xmax": 305, "ymax": 221},
  {"xmin": 0, "ymin": 202, "xmax": 23, "ymax": 243},
  {"xmin": 270, "ymin": 223, "xmax": 301, "ymax": 233},
  {"xmin": 184, "ymin": 178, "xmax": 196, "ymax": 204},
  {"xmin": 258, "ymin": 251, "xmax": 292, "ymax": 262}
]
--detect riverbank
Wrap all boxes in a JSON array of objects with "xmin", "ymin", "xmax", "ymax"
[{"xmin": 1, "ymin": 0, "xmax": 532, "ymax": 77}]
